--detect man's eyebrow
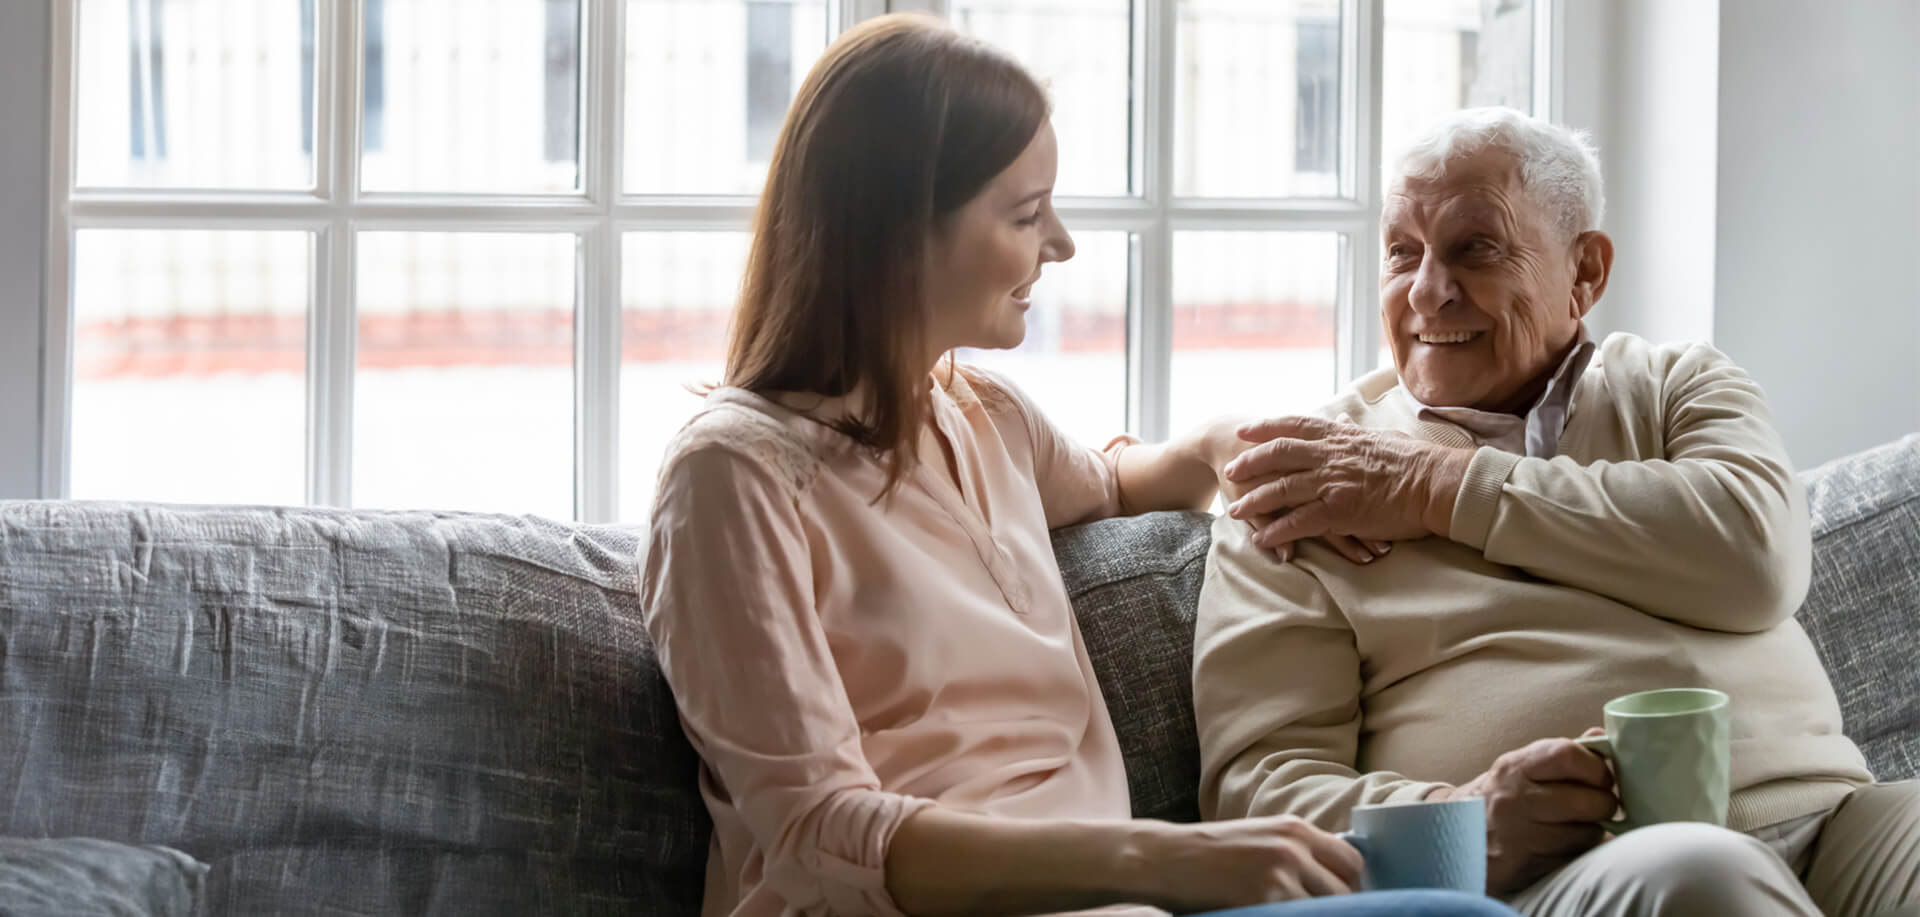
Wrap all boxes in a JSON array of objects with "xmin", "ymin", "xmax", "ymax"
[{"xmin": 1444, "ymin": 203, "xmax": 1503, "ymax": 227}]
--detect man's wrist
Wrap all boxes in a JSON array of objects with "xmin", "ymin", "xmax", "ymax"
[{"xmin": 1418, "ymin": 447, "xmax": 1474, "ymax": 538}]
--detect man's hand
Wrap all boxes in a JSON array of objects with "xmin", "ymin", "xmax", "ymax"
[
  {"xmin": 1222, "ymin": 415, "xmax": 1474, "ymax": 555},
  {"xmin": 1430, "ymin": 737, "xmax": 1618, "ymax": 895},
  {"xmin": 1203, "ymin": 418, "xmax": 1394, "ymax": 566}
]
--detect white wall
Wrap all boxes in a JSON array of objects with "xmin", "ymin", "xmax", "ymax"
[
  {"xmin": 1562, "ymin": 0, "xmax": 1919, "ymax": 469},
  {"xmin": 0, "ymin": 0, "xmax": 51, "ymax": 499},
  {"xmin": 1714, "ymin": 0, "xmax": 1920, "ymax": 468},
  {"xmin": 1561, "ymin": 0, "xmax": 1720, "ymax": 347},
  {"xmin": 1607, "ymin": 0, "xmax": 1719, "ymax": 347}
]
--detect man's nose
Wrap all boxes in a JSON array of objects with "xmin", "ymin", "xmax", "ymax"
[{"xmin": 1408, "ymin": 252, "xmax": 1459, "ymax": 315}]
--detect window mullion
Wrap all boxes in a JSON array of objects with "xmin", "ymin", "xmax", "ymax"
[
  {"xmin": 1538, "ymin": 0, "xmax": 1562, "ymax": 120},
  {"xmin": 577, "ymin": 0, "xmax": 623, "ymax": 524},
  {"xmin": 40, "ymin": 0, "xmax": 78, "ymax": 499},
  {"xmin": 313, "ymin": 0, "xmax": 361, "ymax": 507},
  {"xmin": 1133, "ymin": 0, "xmax": 1175, "ymax": 442},
  {"xmin": 1339, "ymin": 0, "xmax": 1385, "ymax": 387}
]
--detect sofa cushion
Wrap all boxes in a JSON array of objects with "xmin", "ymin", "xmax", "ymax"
[
  {"xmin": 1795, "ymin": 434, "xmax": 1920, "ymax": 782},
  {"xmin": 0, "ymin": 503, "xmax": 709, "ymax": 917},
  {"xmin": 0, "ymin": 837, "xmax": 205, "ymax": 917},
  {"xmin": 1053, "ymin": 510, "xmax": 1213, "ymax": 824}
]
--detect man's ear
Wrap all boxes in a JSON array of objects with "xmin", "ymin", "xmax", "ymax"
[{"xmin": 1570, "ymin": 230, "xmax": 1614, "ymax": 319}]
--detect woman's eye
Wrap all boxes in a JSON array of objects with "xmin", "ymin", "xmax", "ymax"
[{"xmin": 1016, "ymin": 212, "xmax": 1042, "ymax": 227}]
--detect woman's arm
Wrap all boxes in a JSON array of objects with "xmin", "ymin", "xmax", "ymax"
[
  {"xmin": 644, "ymin": 446, "xmax": 936, "ymax": 915},
  {"xmin": 887, "ymin": 807, "xmax": 1362, "ymax": 916},
  {"xmin": 1114, "ymin": 421, "xmax": 1242, "ymax": 514}
]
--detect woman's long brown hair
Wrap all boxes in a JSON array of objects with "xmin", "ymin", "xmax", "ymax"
[{"xmin": 723, "ymin": 13, "xmax": 1049, "ymax": 494}]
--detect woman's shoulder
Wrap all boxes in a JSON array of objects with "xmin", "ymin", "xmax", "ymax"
[
  {"xmin": 658, "ymin": 389, "xmax": 833, "ymax": 501},
  {"xmin": 948, "ymin": 362, "xmax": 1037, "ymax": 427}
]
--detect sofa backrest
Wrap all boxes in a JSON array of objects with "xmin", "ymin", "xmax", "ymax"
[
  {"xmin": 0, "ymin": 505, "xmax": 708, "ymax": 916},
  {"xmin": 1795, "ymin": 434, "xmax": 1920, "ymax": 780},
  {"xmin": 2, "ymin": 437, "xmax": 1913, "ymax": 916}
]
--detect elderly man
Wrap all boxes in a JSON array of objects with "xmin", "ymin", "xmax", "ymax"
[{"xmin": 1193, "ymin": 106, "xmax": 1918, "ymax": 917}]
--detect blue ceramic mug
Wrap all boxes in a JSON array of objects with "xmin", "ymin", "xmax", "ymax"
[{"xmin": 1338, "ymin": 797, "xmax": 1487, "ymax": 893}]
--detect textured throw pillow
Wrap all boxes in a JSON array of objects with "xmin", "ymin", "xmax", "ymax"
[{"xmin": 0, "ymin": 837, "xmax": 206, "ymax": 917}]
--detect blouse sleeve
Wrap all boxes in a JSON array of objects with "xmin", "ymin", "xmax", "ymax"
[
  {"xmin": 640, "ymin": 445, "xmax": 935, "ymax": 916},
  {"xmin": 962, "ymin": 366, "xmax": 1135, "ymax": 529}
]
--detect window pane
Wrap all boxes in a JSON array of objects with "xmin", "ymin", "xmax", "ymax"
[
  {"xmin": 75, "ymin": 0, "xmax": 312, "ymax": 189},
  {"xmin": 354, "ymin": 232, "xmax": 576, "ymax": 517},
  {"xmin": 1176, "ymin": 0, "xmax": 1342, "ymax": 198},
  {"xmin": 619, "ymin": 232, "xmax": 743, "ymax": 521},
  {"xmin": 361, "ymin": 0, "xmax": 582, "ymax": 193},
  {"xmin": 625, "ymin": 0, "xmax": 829, "ymax": 195},
  {"xmin": 71, "ymin": 230, "xmax": 309, "ymax": 503},
  {"xmin": 1382, "ymin": 0, "xmax": 1533, "ymax": 189},
  {"xmin": 957, "ymin": 231, "xmax": 1130, "ymax": 448},
  {"xmin": 948, "ymin": 0, "xmax": 1133, "ymax": 198},
  {"xmin": 1170, "ymin": 232, "xmax": 1340, "ymax": 433}
]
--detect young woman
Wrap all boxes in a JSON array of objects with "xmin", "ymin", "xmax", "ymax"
[{"xmin": 641, "ymin": 14, "xmax": 1515, "ymax": 917}]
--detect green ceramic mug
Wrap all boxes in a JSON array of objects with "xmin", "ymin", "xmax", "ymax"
[{"xmin": 1575, "ymin": 687, "xmax": 1732, "ymax": 832}]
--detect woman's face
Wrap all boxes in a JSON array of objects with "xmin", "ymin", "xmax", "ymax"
[{"xmin": 924, "ymin": 121, "xmax": 1076, "ymax": 360}]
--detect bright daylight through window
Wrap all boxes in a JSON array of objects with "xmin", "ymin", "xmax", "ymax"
[{"xmin": 50, "ymin": 0, "xmax": 1544, "ymax": 521}]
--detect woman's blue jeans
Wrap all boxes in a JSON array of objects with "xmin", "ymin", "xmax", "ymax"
[{"xmin": 1190, "ymin": 890, "xmax": 1519, "ymax": 917}]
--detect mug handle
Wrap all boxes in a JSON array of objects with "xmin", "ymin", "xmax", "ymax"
[{"xmin": 1574, "ymin": 735, "xmax": 1633, "ymax": 834}]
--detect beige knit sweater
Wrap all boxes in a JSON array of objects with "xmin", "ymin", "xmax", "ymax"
[{"xmin": 1193, "ymin": 332, "xmax": 1873, "ymax": 835}]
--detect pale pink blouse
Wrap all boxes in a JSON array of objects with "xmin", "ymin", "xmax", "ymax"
[{"xmin": 640, "ymin": 366, "xmax": 1155, "ymax": 917}]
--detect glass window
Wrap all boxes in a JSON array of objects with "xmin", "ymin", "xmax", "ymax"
[
  {"xmin": 359, "ymin": 0, "xmax": 583, "ymax": 193},
  {"xmin": 1381, "ymin": 0, "xmax": 1533, "ymax": 190},
  {"xmin": 619, "ymin": 232, "xmax": 745, "ymax": 521},
  {"xmin": 75, "ymin": 0, "xmax": 314, "ymax": 189},
  {"xmin": 957, "ymin": 231, "xmax": 1131, "ymax": 449},
  {"xmin": 70, "ymin": 230, "xmax": 310, "ymax": 504},
  {"xmin": 947, "ymin": 0, "xmax": 1134, "ymax": 198},
  {"xmin": 1169, "ymin": 232, "xmax": 1341, "ymax": 433},
  {"xmin": 353, "ymin": 232, "xmax": 577, "ymax": 517},
  {"xmin": 625, "ymin": 0, "xmax": 830, "ymax": 195},
  {"xmin": 1177, "ymin": 0, "xmax": 1343, "ymax": 198}
]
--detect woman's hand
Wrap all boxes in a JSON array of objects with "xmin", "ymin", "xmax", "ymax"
[
  {"xmin": 1128, "ymin": 815, "xmax": 1363, "ymax": 912},
  {"xmin": 1199, "ymin": 416, "xmax": 1393, "ymax": 566}
]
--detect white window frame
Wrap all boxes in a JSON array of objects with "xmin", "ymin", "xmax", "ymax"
[{"xmin": 41, "ymin": 0, "xmax": 1558, "ymax": 520}]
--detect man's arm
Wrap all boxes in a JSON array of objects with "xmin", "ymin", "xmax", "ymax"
[
  {"xmin": 1193, "ymin": 514, "xmax": 1446, "ymax": 830},
  {"xmin": 1447, "ymin": 344, "xmax": 1810, "ymax": 633},
  {"xmin": 1226, "ymin": 344, "xmax": 1809, "ymax": 634}
]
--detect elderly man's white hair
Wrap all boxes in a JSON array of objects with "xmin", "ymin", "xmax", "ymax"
[{"xmin": 1393, "ymin": 106, "xmax": 1605, "ymax": 242}]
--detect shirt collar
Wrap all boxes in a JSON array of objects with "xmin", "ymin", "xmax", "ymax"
[{"xmin": 1401, "ymin": 324, "xmax": 1595, "ymax": 458}]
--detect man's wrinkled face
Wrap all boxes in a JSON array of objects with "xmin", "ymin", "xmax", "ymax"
[{"xmin": 1380, "ymin": 147, "xmax": 1595, "ymax": 412}]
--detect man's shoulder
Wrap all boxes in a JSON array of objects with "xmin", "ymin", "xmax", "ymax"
[
  {"xmin": 1319, "ymin": 366, "xmax": 1415, "ymax": 427},
  {"xmin": 1592, "ymin": 332, "xmax": 1738, "ymax": 379}
]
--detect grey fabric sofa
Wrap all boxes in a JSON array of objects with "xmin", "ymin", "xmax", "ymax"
[{"xmin": 2, "ymin": 435, "xmax": 1914, "ymax": 915}]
